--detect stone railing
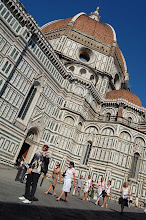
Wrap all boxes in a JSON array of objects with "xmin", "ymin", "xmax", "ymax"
[{"xmin": 98, "ymin": 115, "xmax": 146, "ymax": 132}]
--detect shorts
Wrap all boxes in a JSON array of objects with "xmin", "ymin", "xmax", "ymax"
[
  {"xmin": 129, "ymin": 200, "xmax": 132, "ymax": 203},
  {"xmin": 84, "ymin": 186, "xmax": 89, "ymax": 193},
  {"xmin": 76, "ymin": 186, "xmax": 81, "ymax": 190}
]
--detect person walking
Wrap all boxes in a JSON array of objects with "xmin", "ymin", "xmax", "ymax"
[
  {"xmin": 129, "ymin": 194, "xmax": 133, "ymax": 208},
  {"xmin": 56, "ymin": 162, "xmax": 75, "ymax": 202},
  {"xmin": 81, "ymin": 175, "xmax": 92, "ymax": 201},
  {"xmin": 120, "ymin": 182, "xmax": 130, "ymax": 214},
  {"xmin": 44, "ymin": 162, "xmax": 61, "ymax": 196},
  {"xmin": 74, "ymin": 175, "xmax": 83, "ymax": 197},
  {"xmin": 135, "ymin": 195, "xmax": 139, "ymax": 209},
  {"xmin": 18, "ymin": 144, "xmax": 50, "ymax": 204},
  {"xmin": 101, "ymin": 180, "xmax": 112, "ymax": 208},
  {"xmin": 95, "ymin": 177, "xmax": 106, "ymax": 205}
]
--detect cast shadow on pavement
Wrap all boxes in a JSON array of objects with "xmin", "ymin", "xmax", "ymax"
[{"xmin": 0, "ymin": 201, "xmax": 145, "ymax": 220}]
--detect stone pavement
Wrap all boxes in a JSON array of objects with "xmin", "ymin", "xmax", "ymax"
[{"xmin": 0, "ymin": 164, "xmax": 145, "ymax": 220}]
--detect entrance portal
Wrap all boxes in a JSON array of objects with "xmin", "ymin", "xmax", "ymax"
[{"xmin": 16, "ymin": 142, "xmax": 30, "ymax": 165}]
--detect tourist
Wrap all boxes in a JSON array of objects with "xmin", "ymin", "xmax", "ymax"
[
  {"xmin": 18, "ymin": 144, "xmax": 50, "ymax": 204},
  {"xmin": 120, "ymin": 182, "xmax": 130, "ymax": 214},
  {"xmin": 87, "ymin": 180, "xmax": 94, "ymax": 200},
  {"xmin": 81, "ymin": 175, "xmax": 92, "ymax": 201},
  {"xmin": 95, "ymin": 177, "xmax": 106, "ymax": 205},
  {"xmin": 135, "ymin": 194, "xmax": 139, "ymax": 209},
  {"xmin": 44, "ymin": 162, "xmax": 61, "ymax": 196},
  {"xmin": 74, "ymin": 175, "xmax": 83, "ymax": 197},
  {"xmin": 101, "ymin": 180, "xmax": 112, "ymax": 208},
  {"xmin": 56, "ymin": 162, "xmax": 75, "ymax": 201},
  {"xmin": 129, "ymin": 194, "xmax": 133, "ymax": 208}
]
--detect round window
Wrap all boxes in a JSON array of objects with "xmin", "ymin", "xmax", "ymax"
[
  {"xmin": 78, "ymin": 47, "xmax": 94, "ymax": 64},
  {"xmin": 79, "ymin": 52, "xmax": 90, "ymax": 62}
]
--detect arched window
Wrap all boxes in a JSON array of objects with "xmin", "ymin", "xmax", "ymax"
[
  {"xmin": 102, "ymin": 127, "xmax": 114, "ymax": 136},
  {"xmin": 128, "ymin": 117, "xmax": 132, "ymax": 125},
  {"xmin": 18, "ymin": 85, "xmax": 37, "ymax": 120},
  {"xmin": 85, "ymin": 126, "xmax": 98, "ymax": 135},
  {"xmin": 83, "ymin": 141, "xmax": 92, "ymax": 165},
  {"xmin": 64, "ymin": 116, "xmax": 74, "ymax": 125},
  {"xmin": 119, "ymin": 131, "xmax": 131, "ymax": 141},
  {"xmin": 129, "ymin": 152, "xmax": 140, "ymax": 179},
  {"xmin": 69, "ymin": 66, "xmax": 74, "ymax": 72},
  {"xmin": 114, "ymin": 74, "xmax": 120, "ymax": 90},
  {"xmin": 105, "ymin": 113, "xmax": 111, "ymax": 121}
]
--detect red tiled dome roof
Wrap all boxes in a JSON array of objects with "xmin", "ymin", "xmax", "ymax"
[
  {"xmin": 105, "ymin": 90, "xmax": 142, "ymax": 107},
  {"xmin": 41, "ymin": 14, "xmax": 114, "ymax": 45},
  {"xmin": 41, "ymin": 17, "xmax": 72, "ymax": 33}
]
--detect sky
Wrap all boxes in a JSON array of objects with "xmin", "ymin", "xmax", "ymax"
[{"xmin": 19, "ymin": 0, "xmax": 146, "ymax": 108}]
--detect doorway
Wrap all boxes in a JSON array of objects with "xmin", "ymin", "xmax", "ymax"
[{"xmin": 16, "ymin": 142, "xmax": 30, "ymax": 165}]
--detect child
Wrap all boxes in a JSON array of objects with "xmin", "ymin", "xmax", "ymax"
[{"xmin": 135, "ymin": 195, "xmax": 139, "ymax": 209}]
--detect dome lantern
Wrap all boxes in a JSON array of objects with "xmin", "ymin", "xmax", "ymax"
[{"xmin": 89, "ymin": 6, "xmax": 101, "ymax": 22}]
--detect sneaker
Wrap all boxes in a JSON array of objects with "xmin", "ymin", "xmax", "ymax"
[
  {"xmin": 22, "ymin": 199, "xmax": 32, "ymax": 204},
  {"xmin": 18, "ymin": 196, "xmax": 26, "ymax": 200}
]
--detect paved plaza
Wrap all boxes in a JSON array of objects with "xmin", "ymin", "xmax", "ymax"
[{"xmin": 0, "ymin": 164, "xmax": 145, "ymax": 220}]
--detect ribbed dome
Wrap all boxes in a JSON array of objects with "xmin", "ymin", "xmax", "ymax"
[
  {"xmin": 41, "ymin": 14, "xmax": 114, "ymax": 44},
  {"xmin": 105, "ymin": 90, "xmax": 142, "ymax": 107},
  {"xmin": 41, "ymin": 12, "xmax": 126, "ymax": 72}
]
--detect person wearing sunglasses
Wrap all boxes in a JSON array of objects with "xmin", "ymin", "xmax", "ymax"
[{"xmin": 18, "ymin": 144, "xmax": 50, "ymax": 204}]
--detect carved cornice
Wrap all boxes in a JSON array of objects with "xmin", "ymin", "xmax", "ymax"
[{"xmin": 3, "ymin": 0, "xmax": 70, "ymax": 77}]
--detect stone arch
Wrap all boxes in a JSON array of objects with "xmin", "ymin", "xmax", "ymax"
[
  {"xmin": 133, "ymin": 137, "xmax": 145, "ymax": 156},
  {"xmin": 102, "ymin": 107, "xmax": 117, "ymax": 116},
  {"xmin": 119, "ymin": 131, "xmax": 132, "ymax": 142},
  {"xmin": 123, "ymin": 111, "xmax": 138, "ymax": 123},
  {"xmin": 101, "ymin": 127, "xmax": 114, "ymax": 136},
  {"xmin": 84, "ymin": 125, "xmax": 98, "ymax": 135},
  {"xmin": 64, "ymin": 116, "xmax": 75, "ymax": 125},
  {"xmin": 16, "ymin": 127, "xmax": 40, "ymax": 164}
]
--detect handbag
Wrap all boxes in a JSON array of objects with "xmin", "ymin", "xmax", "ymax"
[
  {"xmin": 49, "ymin": 178, "xmax": 53, "ymax": 182},
  {"xmin": 118, "ymin": 196, "xmax": 123, "ymax": 204},
  {"xmin": 62, "ymin": 170, "xmax": 67, "ymax": 177}
]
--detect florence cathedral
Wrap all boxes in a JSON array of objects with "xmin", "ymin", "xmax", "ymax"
[{"xmin": 0, "ymin": 0, "xmax": 145, "ymax": 202}]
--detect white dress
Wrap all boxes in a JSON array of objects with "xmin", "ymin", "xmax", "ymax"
[
  {"xmin": 62, "ymin": 168, "xmax": 75, "ymax": 192},
  {"xmin": 105, "ymin": 185, "xmax": 112, "ymax": 196},
  {"xmin": 97, "ymin": 181, "xmax": 105, "ymax": 197},
  {"xmin": 84, "ymin": 179, "xmax": 91, "ymax": 193}
]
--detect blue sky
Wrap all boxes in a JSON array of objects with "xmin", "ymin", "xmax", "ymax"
[{"xmin": 19, "ymin": 0, "xmax": 146, "ymax": 107}]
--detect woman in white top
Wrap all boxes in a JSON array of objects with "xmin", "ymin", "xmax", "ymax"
[
  {"xmin": 56, "ymin": 162, "xmax": 75, "ymax": 202},
  {"xmin": 95, "ymin": 177, "xmax": 106, "ymax": 205},
  {"xmin": 81, "ymin": 175, "xmax": 92, "ymax": 201},
  {"xmin": 120, "ymin": 182, "xmax": 130, "ymax": 214},
  {"xmin": 101, "ymin": 180, "xmax": 112, "ymax": 208}
]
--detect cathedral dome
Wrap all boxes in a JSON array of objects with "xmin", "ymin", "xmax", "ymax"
[
  {"xmin": 105, "ymin": 90, "xmax": 142, "ymax": 107},
  {"xmin": 41, "ymin": 9, "xmax": 127, "ymax": 73}
]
